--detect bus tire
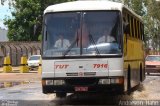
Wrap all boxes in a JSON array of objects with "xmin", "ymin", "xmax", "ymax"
[
  {"xmin": 56, "ymin": 92, "xmax": 67, "ymax": 98},
  {"xmin": 127, "ymin": 65, "xmax": 131, "ymax": 91},
  {"xmin": 42, "ymin": 86, "xmax": 47, "ymax": 94},
  {"xmin": 140, "ymin": 64, "xmax": 143, "ymax": 82}
]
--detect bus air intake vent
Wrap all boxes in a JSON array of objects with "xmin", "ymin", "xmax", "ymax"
[
  {"xmin": 66, "ymin": 72, "xmax": 96, "ymax": 76},
  {"xmin": 65, "ymin": 78, "xmax": 98, "ymax": 86},
  {"xmin": 84, "ymin": 72, "xmax": 96, "ymax": 76},
  {"xmin": 66, "ymin": 73, "xmax": 78, "ymax": 76}
]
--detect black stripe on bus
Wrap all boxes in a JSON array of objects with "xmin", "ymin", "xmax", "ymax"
[
  {"xmin": 124, "ymin": 59, "xmax": 144, "ymax": 62},
  {"xmin": 42, "ymin": 55, "xmax": 123, "ymax": 60}
]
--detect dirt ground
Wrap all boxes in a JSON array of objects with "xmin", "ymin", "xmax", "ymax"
[
  {"xmin": 0, "ymin": 67, "xmax": 41, "ymax": 82},
  {"xmin": 0, "ymin": 73, "xmax": 41, "ymax": 82}
]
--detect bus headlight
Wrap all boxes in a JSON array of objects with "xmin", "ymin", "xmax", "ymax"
[
  {"xmin": 98, "ymin": 79, "xmax": 110, "ymax": 84},
  {"xmin": 98, "ymin": 77, "xmax": 124, "ymax": 85},
  {"xmin": 46, "ymin": 80, "xmax": 54, "ymax": 85},
  {"xmin": 54, "ymin": 80, "xmax": 65, "ymax": 85},
  {"xmin": 110, "ymin": 77, "xmax": 124, "ymax": 84},
  {"xmin": 42, "ymin": 80, "xmax": 65, "ymax": 85}
]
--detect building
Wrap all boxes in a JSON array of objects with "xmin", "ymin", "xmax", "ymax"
[
  {"xmin": 0, "ymin": 27, "xmax": 8, "ymax": 41},
  {"xmin": 0, "ymin": 27, "xmax": 8, "ymax": 66}
]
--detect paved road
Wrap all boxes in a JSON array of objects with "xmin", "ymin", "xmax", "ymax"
[{"xmin": 0, "ymin": 74, "xmax": 160, "ymax": 106}]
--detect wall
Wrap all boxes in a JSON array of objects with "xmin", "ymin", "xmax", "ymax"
[{"xmin": 0, "ymin": 42, "xmax": 41, "ymax": 66}]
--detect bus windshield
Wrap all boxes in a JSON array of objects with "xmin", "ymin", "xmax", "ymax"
[{"xmin": 43, "ymin": 11, "xmax": 122, "ymax": 57}]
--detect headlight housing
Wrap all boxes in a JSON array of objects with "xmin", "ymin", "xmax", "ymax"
[
  {"xmin": 42, "ymin": 80, "xmax": 65, "ymax": 86},
  {"xmin": 98, "ymin": 77, "xmax": 124, "ymax": 84},
  {"xmin": 98, "ymin": 79, "xmax": 110, "ymax": 84}
]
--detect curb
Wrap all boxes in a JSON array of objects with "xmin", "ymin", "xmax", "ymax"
[{"xmin": 0, "ymin": 68, "xmax": 38, "ymax": 73}]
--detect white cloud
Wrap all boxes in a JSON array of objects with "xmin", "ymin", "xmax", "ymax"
[
  {"xmin": 0, "ymin": 20, "xmax": 7, "ymax": 29},
  {"xmin": 0, "ymin": 1, "xmax": 13, "ymax": 29}
]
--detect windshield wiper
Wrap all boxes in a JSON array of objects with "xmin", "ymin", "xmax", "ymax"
[
  {"xmin": 63, "ymin": 33, "xmax": 100, "ymax": 56},
  {"xmin": 62, "ymin": 36, "xmax": 78, "ymax": 57},
  {"xmin": 88, "ymin": 33, "xmax": 101, "ymax": 55}
]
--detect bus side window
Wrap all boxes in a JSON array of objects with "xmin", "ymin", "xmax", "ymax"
[
  {"xmin": 131, "ymin": 16, "xmax": 134, "ymax": 38},
  {"xmin": 127, "ymin": 14, "xmax": 131, "ymax": 36},
  {"xmin": 123, "ymin": 14, "xmax": 130, "ymax": 34},
  {"xmin": 141, "ymin": 23, "xmax": 144, "ymax": 41},
  {"xmin": 129, "ymin": 15, "xmax": 132, "ymax": 37},
  {"xmin": 136, "ymin": 20, "xmax": 139, "ymax": 39},
  {"xmin": 133, "ymin": 18, "xmax": 136, "ymax": 38},
  {"xmin": 140, "ymin": 23, "xmax": 142, "ymax": 40},
  {"xmin": 138, "ymin": 21, "xmax": 141, "ymax": 40}
]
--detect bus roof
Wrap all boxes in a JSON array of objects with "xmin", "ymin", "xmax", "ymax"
[
  {"xmin": 44, "ymin": 0, "xmax": 141, "ymax": 20},
  {"xmin": 44, "ymin": 1, "xmax": 123, "ymax": 13}
]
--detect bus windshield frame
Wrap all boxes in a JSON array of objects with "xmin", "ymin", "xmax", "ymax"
[{"xmin": 42, "ymin": 10, "xmax": 122, "ymax": 58}]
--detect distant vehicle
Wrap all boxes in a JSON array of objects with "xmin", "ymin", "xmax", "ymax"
[
  {"xmin": 27, "ymin": 55, "xmax": 41, "ymax": 69},
  {"xmin": 145, "ymin": 55, "xmax": 160, "ymax": 75}
]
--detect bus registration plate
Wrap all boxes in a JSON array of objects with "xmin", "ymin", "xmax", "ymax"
[{"xmin": 75, "ymin": 87, "xmax": 88, "ymax": 91}]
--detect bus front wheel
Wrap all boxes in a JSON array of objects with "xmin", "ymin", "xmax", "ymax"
[{"xmin": 56, "ymin": 92, "xmax": 67, "ymax": 98}]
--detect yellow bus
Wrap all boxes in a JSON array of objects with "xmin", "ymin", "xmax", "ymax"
[
  {"xmin": 41, "ymin": 0, "xmax": 145, "ymax": 97},
  {"xmin": 123, "ymin": 7, "xmax": 145, "ymax": 91}
]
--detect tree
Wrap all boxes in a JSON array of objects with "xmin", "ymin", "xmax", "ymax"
[
  {"xmin": 122, "ymin": 0, "xmax": 160, "ymax": 52},
  {"xmin": 3, "ymin": 0, "xmax": 75, "ymax": 41},
  {"xmin": 1, "ymin": 0, "xmax": 13, "ymax": 5},
  {"xmin": 143, "ymin": 0, "xmax": 160, "ymax": 52}
]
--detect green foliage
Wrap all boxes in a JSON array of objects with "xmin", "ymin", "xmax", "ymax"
[
  {"xmin": 3, "ymin": 0, "xmax": 75, "ymax": 41},
  {"xmin": 123, "ymin": 0, "xmax": 160, "ymax": 51},
  {"xmin": 0, "ymin": 0, "xmax": 15, "ymax": 8},
  {"xmin": 4, "ymin": 0, "xmax": 41, "ymax": 41},
  {"xmin": 130, "ymin": 0, "xmax": 145, "ymax": 16},
  {"xmin": 123, "ymin": 0, "xmax": 146, "ymax": 16},
  {"xmin": 2, "ymin": 0, "xmax": 160, "ymax": 50},
  {"xmin": 38, "ymin": 34, "xmax": 42, "ymax": 41},
  {"xmin": 143, "ymin": 0, "xmax": 160, "ymax": 51}
]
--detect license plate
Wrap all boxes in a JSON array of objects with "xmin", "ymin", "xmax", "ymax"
[{"xmin": 75, "ymin": 87, "xmax": 88, "ymax": 91}]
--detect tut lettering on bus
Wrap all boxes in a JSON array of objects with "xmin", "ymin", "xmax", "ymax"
[
  {"xmin": 93, "ymin": 64, "xmax": 108, "ymax": 68},
  {"xmin": 55, "ymin": 64, "xmax": 69, "ymax": 69}
]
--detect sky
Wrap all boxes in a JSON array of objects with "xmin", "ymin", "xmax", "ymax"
[{"xmin": 0, "ymin": 1, "xmax": 13, "ymax": 29}]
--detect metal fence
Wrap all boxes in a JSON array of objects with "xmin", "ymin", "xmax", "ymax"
[{"xmin": 0, "ymin": 42, "xmax": 41, "ymax": 66}]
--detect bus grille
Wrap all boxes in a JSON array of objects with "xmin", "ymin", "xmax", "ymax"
[
  {"xmin": 66, "ymin": 73, "xmax": 78, "ymax": 76},
  {"xmin": 65, "ymin": 78, "xmax": 98, "ymax": 86},
  {"xmin": 66, "ymin": 72, "xmax": 96, "ymax": 76}
]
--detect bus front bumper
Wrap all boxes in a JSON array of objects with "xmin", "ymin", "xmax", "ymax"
[
  {"xmin": 42, "ymin": 84, "xmax": 124, "ymax": 94},
  {"xmin": 42, "ymin": 77, "xmax": 124, "ymax": 94}
]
